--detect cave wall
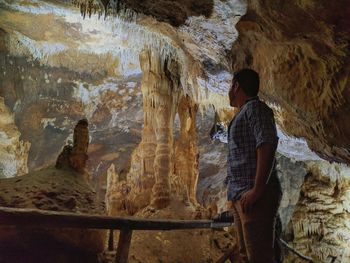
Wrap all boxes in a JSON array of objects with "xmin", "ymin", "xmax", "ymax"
[
  {"xmin": 287, "ymin": 161, "xmax": 350, "ymax": 262},
  {"xmin": 0, "ymin": 97, "xmax": 30, "ymax": 178},
  {"xmin": 1, "ymin": 1, "xmax": 350, "ymax": 261},
  {"xmin": 0, "ymin": 25, "xmax": 143, "ymax": 199},
  {"xmin": 231, "ymin": 0, "xmax": 350, "ymax": 163},
  {"xmin": 228, "ymin": 4, "xmax": 350, "ymax": 258}
]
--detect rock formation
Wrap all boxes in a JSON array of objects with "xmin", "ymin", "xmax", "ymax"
[
  {"xmin": 173, "ymin": 95, "xmax": 199, "ymax": 205},
  {"xmin": 1, "ymin": 0, "xmax": 350, "ymax": 262},
  {"xmin": 140, "ymin": 49, "xmax": 181, "ymax": 209},
  {"xmin": 73, "ymin": 0, "xmax": 214, "ymax": 27},
  {"xmin": 230, "ymin": 0, "xmax": 350, "ymax": 164},
  {"xmin": 106, "ymin": 50, "xmax": 201, "ymax": 214},
  {"xmin": 286, "ymin": 161, "xmax": 350, "ymax": 262},
  {"xmin": 56, "ymin": 119, "xmax": 89, "ymax": 178},
  {"xmin": 0, "ymin": 97, "xmax": 30, "ymax": 178},
  {"xmin": 0, "ymin": 120, "xmax": 106, "ymax": 263}
]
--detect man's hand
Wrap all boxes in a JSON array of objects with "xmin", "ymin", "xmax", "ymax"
[{"xmin": 240, "ymin": 187, "xmax": 265, "ymax": 213}]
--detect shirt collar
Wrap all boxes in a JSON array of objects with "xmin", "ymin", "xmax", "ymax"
[
  {"xmin": 244, "ymin": 96, "xmax": 259, "ymax": 105},
  {"xmin": 240, "ymin": 96, "xmax": 259, "ymax": 109}
]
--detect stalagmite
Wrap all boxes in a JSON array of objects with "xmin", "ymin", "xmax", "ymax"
[
  {"xmin": 173, "ymin": 95, "xmax": 199, "ymax": 204},
  {"xmin": 56, "ymin": 119, "xmax": 90, "ymax": 180}
]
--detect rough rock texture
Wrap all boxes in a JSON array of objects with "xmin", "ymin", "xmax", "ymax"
[
  {"xmin": 0, "ymin": 120, "xmax": 106, "ymax": 263},
  {"xmin": 1, "ymin": 0, "xmax": 350, "ymax": 262},
  {"xmin": 0, "ymin": 21, "xmax": 143, "ymax": 201},
  {"xmin": 276, "ymin": 154, "xmax": 308, "ymax": 232},
  {"xmin": 73, "ymin": 0, "xmax": 214, "ymax": 27},
  {"xmin": 0, "ymin": 0, "xmax": 246, "ymax": 111},
  {"xmin": 126, "ymin": 200, "xmax": 236, "ymax": 263},
  {"xmin": 287, "ymin": 161, "xmax": 350, "ymax": 262},
  {"xmin": 231, "ymin": 0, "xmax": 350, "ymax": 163},
  {"xmin": 56, "ymin": 119, "xmax": 89, "ymax": 177},
  {"xmin": 105, "ymin": 49, "xmax": 200, "ymax": 213},
  {"xmin": 0, "ymin": 97, "xmax": 30, "ymax": 178},
  {"xmin": 0, "ymin": 167, "xmax": 107, "ymax": 263},
  {"xmin": 173, "ymin": 95, "xmax": 199, "ymax": 205}
]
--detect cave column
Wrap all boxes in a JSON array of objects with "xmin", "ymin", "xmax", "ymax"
[
  {"xmin": 139, "ymin": 49, "xmax": 180, "ymax": 209},
  {"xmin": 174, "ymin": 95, "xmax": 199, "ymax": 204},
  {"xmin": 140, "ymin": 72, "xmax": 157, "ymax": 189}
]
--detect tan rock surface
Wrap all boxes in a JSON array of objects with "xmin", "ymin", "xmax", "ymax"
[
  {"xmin": 287, "ymin": 161, "xmax": 350, "ymax": 262},
  {"xmin": 1, "ymin": 0, "xmax": 350, "ymax": 262},
  {"xmin": 0, "ymin": 97, "xmax": 30, "ymax": 178},
  {"xmin": 231, "ymin": 0, "xmax": 350, "ymax": 163},
  {"xmin": 0, "ymin": 120, "xmax": 106, "ymax": 263}
]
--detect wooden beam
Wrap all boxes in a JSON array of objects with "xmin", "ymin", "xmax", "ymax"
[
  {"xmin": 115, "ymin": 229, "xmax": 133, "ymax": 263},
  {"xmin": 0, "ymin": 206, "xmax": 231, "ymax": 230}
]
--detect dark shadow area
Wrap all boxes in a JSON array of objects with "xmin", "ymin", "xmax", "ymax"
[
  {"xmin": 123, "ymin": 0, "xmax": 214, "ymax": 26},
  {"xmin": 0, "ymin": 229, "xmax": 99, "ymax": 263},
  {"xmin": 77, "ymin": 0, "xmax": 214, "ymax": 27}
]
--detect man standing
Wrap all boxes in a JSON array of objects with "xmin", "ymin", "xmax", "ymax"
[{"xmin": 227, "ymin": 69, "xmax": 282, "ymax": 263}]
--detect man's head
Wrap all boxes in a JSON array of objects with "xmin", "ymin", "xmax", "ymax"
[{"xmin": 229, "ymin": 68, "xmax": 260, "ymax": 107}]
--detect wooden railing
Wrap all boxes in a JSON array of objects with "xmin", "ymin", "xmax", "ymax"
[
  {"xmin": 0, "ymin": 206, "xmax": 231, "ymax": 263},
  {"xmin": 0, "ymin": 206, "xmax": 315, "ymax": 263}
]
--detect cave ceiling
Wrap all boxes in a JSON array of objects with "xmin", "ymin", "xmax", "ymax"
[
  {"xmin": 0, "ymin": 0, "xmax": 246, "ymax": 106},
  {"xmin": 1, "ymin": 0, "xmax": 350, "ymax": 165}
]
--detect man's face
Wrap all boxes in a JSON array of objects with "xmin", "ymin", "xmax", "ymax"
[{"xmin": 229, "ymin": 80, "xmax": 239, "ymax": 107}]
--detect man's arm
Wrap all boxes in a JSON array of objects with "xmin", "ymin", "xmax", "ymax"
[
  {"xmin": 241, "ymin": 103, "xmax": 278, "ymax": 213},
  {"xmin": 240, "ymin": 143, "xmax": 276, "ymax": 213},
  {"xmin": 254, "ymin": 143, "xmax": 276, "ymax": 191}
]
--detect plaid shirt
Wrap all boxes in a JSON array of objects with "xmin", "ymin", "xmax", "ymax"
[{"xmin": 226, "ymin": 96, "xmax": 279, "ymax": 200}]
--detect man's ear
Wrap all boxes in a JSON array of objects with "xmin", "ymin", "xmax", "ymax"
[
  {"xmin": 233, "ymin": 80, "xmax": 238, "ymax": 89},
  {"xmin": 233, "ymin": 81, "xmax": 239, "ymax": 92}
]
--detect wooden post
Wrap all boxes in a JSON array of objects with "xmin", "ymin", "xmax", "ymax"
[
  {"xmin": 115, "ymin": 228, "xmax": 133, "ymax": 263},
  {"xmin": 108, "ymin": 229, "xmax": 114, "ymax": 251},
  {"xmin": 216, "ymin": 248, "xmax": 235, "ymax": 263}
]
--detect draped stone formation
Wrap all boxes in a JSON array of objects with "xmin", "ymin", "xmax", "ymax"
[
  {"xmin": 104, "ymin": 50, "xmax": 202, "ymax": 214},
  {"xmin": 139, "ymin": 49, "xmax": 180, "ymax": 209},
  {"xmin": 173, "ymin": 95, "xmax": 199, "ymax": 205},
  {"xmin": 0, "ymin": 98, "xmax": 30, "ymax": 178},
  {"xmin": 2, "ymin": 0, "xmax": 350, "ymax": 261}
]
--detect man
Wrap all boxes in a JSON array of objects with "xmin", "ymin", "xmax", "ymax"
[{"xmin": 226, "ymin": 69, "xmax": 282, "ymax": 263}]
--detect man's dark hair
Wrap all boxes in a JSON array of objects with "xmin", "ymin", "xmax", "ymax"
[{"xmin": 233, "ymin": 68, "xmax": 260, "ymax": 97}]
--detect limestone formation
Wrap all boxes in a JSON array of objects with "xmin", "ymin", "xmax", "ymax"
[
  {"xmin": 105, "ymin": 50, "xmax": 204, "ymax": 214},
  {"xmin": 56, "ymin": 119, "xmax": 89, "ymax": 178},
  {"xmin": 173, "ymin": 95, "xmax": 199, "ymax": 205},
  {"xmin": 230, "ymin": 0, "xmax": 350, "ymax": 163},
  {"xmin": 72, "ymin": 0, "xmax": 214, "ymax": 27},
  {"xmin": 287, "ymin": 161, "xmax": 350, "ymax": 262},
  {"xmin": 0, "ymin": 97, "xmax": 30, "ymax": 178},
  {"xmin": 120, "ymin": 49, "xmax": 182, "ymax": 210},
  {"xmin": 0, "ymin": 117, "xmax": 106, "ymax": 263},
  {"xmin": 0, "ymin": 165, "xmax": 106, "ymax": 263},
  {"xmin": 1, "ymin": 0, "xmax": 350, "ymax": 262}
]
